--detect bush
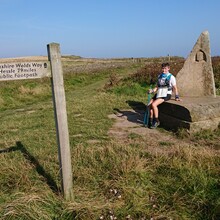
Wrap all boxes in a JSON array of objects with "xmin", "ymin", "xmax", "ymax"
[{"xmin": 130, "ymin": 58, "xmax": 185, "ymax": 85}]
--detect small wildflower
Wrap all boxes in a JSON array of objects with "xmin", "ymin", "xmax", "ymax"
[
  {"xmin": 113, "ymin": 189, "xmax": 118, "ymax": 194},
  {"xmin": 110, "ymin": 215, "xmax": 117, "ymax": 220},
  {"xmin": 108, "ymin": 210, "xmax": 113, "ymax": 215}
]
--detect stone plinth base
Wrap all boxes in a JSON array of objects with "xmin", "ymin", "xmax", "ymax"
[{"xmin": 158, "ymin": 96, "xmax": 220, "ymax": 132}]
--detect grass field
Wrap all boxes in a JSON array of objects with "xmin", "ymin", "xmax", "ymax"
[{"xmin": 0, "ymin": 56, "xmax": 219, "ymax": 219}]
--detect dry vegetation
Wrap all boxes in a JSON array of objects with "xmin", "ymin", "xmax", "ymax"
[{"xmin": 0, "ymin": 55, "xmax": 219, "ymax": 219}]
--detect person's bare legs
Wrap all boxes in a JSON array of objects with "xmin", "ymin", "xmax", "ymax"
[
  {"xmin": 151, "ymin": 98, "xmax": 164, "ymax": 118},
  {"xmin": 148, "ymin": 99, "xmax": 154, "ymax": 119},
  {"xmin": 150, "ymin": 98, "xmax": 164, "ymax": 128}
]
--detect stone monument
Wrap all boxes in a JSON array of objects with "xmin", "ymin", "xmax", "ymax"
[
  {"xmin": 176, "ymin": 31, "xmax": 216, "ymax": 97},
  {"xmin": 158, "ymin": 31, "xmax": 220, "ymax": 132}
]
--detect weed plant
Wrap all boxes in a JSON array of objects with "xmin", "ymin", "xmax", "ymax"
[
  {"xmin": 0, "ymin": 57, "xmax": 219, "ymax": 219},
  {"xmin": 212, "ymin": 56, "xmax": 220, "ymax": 95}
]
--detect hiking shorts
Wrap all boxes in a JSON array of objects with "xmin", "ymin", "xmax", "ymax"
[{"xmin": 153, "ymin": 94, "xmax": 171, "ymax": 101}]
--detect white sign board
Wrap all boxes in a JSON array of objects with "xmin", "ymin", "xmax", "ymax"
[{"xmin": 0, "ymin": 62, "xmax": 50, "ymax": 81}]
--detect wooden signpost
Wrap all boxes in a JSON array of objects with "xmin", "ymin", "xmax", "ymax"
[
  {"xmin": 0, "ymin": 43, "xmax": 73, "ymax": 200},
  {"xmin": 47, "ymin": 43, "xmax": 73, "ymax": 200}
]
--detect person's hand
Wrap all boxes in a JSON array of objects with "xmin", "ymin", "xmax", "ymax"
[
  {"xmin": 148, "ymin": 89, "xmax": 153, "ymax": 94},
  {"xmin": 175, "ymin": 95, "xmax": 181, "ymax": 101}
]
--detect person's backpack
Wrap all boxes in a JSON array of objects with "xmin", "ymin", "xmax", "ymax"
[{"xmin": 157, "ymin": 73, "xmax": 172, "ymax": 91}]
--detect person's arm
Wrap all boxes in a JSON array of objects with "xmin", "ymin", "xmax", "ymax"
[{"xmin": 148, "ymin": 86, "xmax": 158, "ymax": 94}]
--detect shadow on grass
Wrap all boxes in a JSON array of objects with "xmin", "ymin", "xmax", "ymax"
[
  {"xmin": 113, "ymin": 100, "xmax": 147, "ymax": 125},
  {"xmin": 126, "ymin": 100, "xmax": 146, "ymax": 110},
  {"xmin": 0, "ymin": 141, "xmax": 61, "ymax": 195}
]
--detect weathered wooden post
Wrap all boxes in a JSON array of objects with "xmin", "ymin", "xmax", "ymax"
[{"xmin": 47, "ymin": 43, "xmax": 73, "ymax": 200}]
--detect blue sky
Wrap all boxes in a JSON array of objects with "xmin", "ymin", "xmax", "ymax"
[{"xmin": 0, "ymin": 0, "xmax": 220, "ymax": 58}]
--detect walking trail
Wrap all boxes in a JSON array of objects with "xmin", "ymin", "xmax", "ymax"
[{"xmin": 108, "ymin": 108, "xmax": 193, "ymax": 153}]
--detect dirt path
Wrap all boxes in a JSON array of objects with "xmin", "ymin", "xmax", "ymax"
[{"xmin": 108, "ymin": 109, "xmax": 192, "ymax": 151}]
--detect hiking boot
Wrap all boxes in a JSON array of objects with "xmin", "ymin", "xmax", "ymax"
[
  {"xmin": 148, "ymin": 121, "xmax": 153, "ymax": 128},
  {"xmin": 150, "ymin": 121, "xmax": 160, "ymax": 129}
]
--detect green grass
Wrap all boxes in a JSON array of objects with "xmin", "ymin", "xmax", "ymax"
[{"xmin": 0, "ymin": 58, "xmax": 219, "ymax": 219}]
